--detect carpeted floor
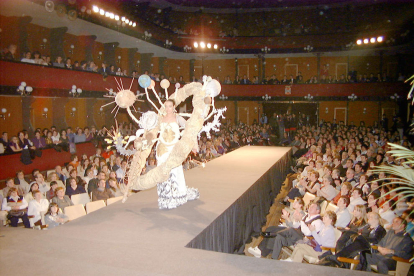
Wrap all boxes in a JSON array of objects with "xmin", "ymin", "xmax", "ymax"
[{"xmin": 0, "ymin": 146, "xmax": 371, "ymax": 275}]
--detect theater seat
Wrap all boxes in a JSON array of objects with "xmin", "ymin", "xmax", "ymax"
[
  {"xmin": 302, "ymin": 192, "xmax": 316, "ymax": 208},
  {"xmin": 85, "ymin": 200, "xmax": 106, "ymax": 214},
  {"xmin": 64, "ymin": 204, "xmax": 86, "ymax": 221},
  {"xmin": 106, "ymin": 196, "xmax": 123, "ymax": 205},
  {"xmin": 71, "ymin": 193, "xmax": 91, "ymax": 206}
]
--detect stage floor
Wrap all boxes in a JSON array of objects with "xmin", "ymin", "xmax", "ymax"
[{"xmin": 0, "ymin": 146, "xmax": 370, "ymax": 275}]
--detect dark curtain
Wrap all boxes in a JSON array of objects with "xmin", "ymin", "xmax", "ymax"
[{"xmin": 186, "ymin": 150, "xmax": 292, "ymax": 253}]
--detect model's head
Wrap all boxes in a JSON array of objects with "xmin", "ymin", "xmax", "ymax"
[{"xmin": 164, "ymin": 99, "xmax": 175, "ymax": 114}]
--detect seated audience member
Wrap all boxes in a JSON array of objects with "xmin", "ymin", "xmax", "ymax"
[
  {"xmin": 53, "ymin": 56, "xmax": 65, "ymax": 68},
  {"xmin": 21, "ymin": 51, "xmax": 35, "ymax": 64},
  {"xmin": 65, "ymin": 177, "xmax": 86, "ymax": 198},
  {"xmin": 315, "ymin": 175, "xmax": 338, "ymax": 201},
  {"xmin": 33, "ymin": 173, "xmax": 50, "ymax": 194},
  {"xmin": 44, "ymin": 202, "xmax": 69, "ymax": 229},
  {"xmin": 92, "ymin": 179, "xmax": 114, "ymax": 201},
  {"xmin": 28, "ymin": 190, "xmax": 49, "ymax": 229},
  {"xmin": 347, "ymin": 188, "xmax": 366, "ymax": 213},
  {"xmin": 88, "ymin": 171, "xmax": 105, "ymax": 195},
  {"xmin": 319, "ymin": 212, "xmax": 386, "ymax": 268},
  {"xmin": 332, "ymin": 181, "xmax": 351, "ymax": 205},
  {"xmin": 3, "ymin": 178, "xmax": 25, "ymax": 197},
  {"xmin": 51, "ymin": 187, "xmax": 73, "ymax": 210},
  {"xmin": 258, "ymin": 197, "xmax": 305, "ymax": 253},
  {"xmin": 304, "ymin": 171, "xmax": 320, "ymax": 194},
  {"xmin": 146, "ymin": 159, "xmax": 157, "ymax": 172},
  {"xmin": 46, "ymin": 181, "xmax": 59, "ymax": 200},
  {"xmin": 9, "ymin": 136, "xmax": 23, "ymax": 152},
  {"xmin": 379, "ymin": 200, "xmax": 396, "ymax": 230},
  {"xmin": 15, "ymin": 170, "xmax": 30, "ymax": 194},
  {"xmin": 1, "ymin": 187, "xmax": 31, "ymax": 228},
  {"xmin": 336, "ymin": 205, "xmax": 368, "ymax": 249},
  {"xmin": 32, "ymin": 130, "xmax": 47, "ymax": 149},
  {"xmin": 25, "ymin": 182, "xmax": 40, "ymax": 202},
  {"xmin": 281, "ymin": 211, "xmax": 337, "ymax": 262},
  {"xmin": 359, "ymin": 217, "xmax": 414, "ymax": 274},
  {"xmin": 248, "ymin": 202, "xmax": 323, "ymax": 259},
  {"xmin": 108, "ymin": 178, "xmax": 123, "ymax": 197},
  {"xmin": 116, "ymin": 159, "xmax": 128, "ymax": 181},
  {"xmin": 54, "ymin": 165, "xmax": 67, "ymax": 182},
  {"xmin": 0, "ymin": 131, "xmax": 10, "ymax": 153},
  {"xmin": 335, "ymin": 196, "xmax": 352, "ymax": 228},
  {"xmin": 74, "ymin": 128, "xmax": 86, "ymax": 143},
  {"xmin": 47, "ymin": 172, "xmax": 65, "ymax": 190},
  {"xmin": 68, "ymin": 154, "xmax": 80, "ymax": 169},
  {"xmin": 65, "ymin": 169, "xmax": 85, "ymax": 188}
]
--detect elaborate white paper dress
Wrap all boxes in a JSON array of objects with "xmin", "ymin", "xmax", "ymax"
[{"xmin": 156, "ymin": 116, "xmax": 199, "ymax": 209}]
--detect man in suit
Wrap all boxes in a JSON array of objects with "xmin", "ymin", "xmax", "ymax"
[
  {"xmin": 360, "ymin": 217, "xmax": 414, "ymax": 274},
  {"xmin": 98, "ymin": 61, "xmax": 109, "ymax": 75},
  {"xmin": 241, "ymin": 75, "xmax": 251, "ymax": 84}
]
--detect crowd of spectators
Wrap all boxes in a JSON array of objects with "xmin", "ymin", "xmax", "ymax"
[
  {"xmin": 246, "ymin": 115, "xmax": 414, "ymax": 274},
  {"xmin": 1, "ymin": 44, "xmax": 407, "ymax": 86},
  {"xmin": 1, "ymin": 111, "xmax": 414, "ymax": 274}
]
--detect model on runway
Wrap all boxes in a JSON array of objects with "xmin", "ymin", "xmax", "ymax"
[{"xmin": 102, "ymin": 75, "xmax": 225, "ymax": 209}]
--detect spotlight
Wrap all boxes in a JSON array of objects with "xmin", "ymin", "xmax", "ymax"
[
  {"xmin": 207, "ymin": 43, "xmax": 211, "ymax": 48},
  {"xmin": 129, "ymin": 21, "xmax": 133, "ymax": 26},
  {"xmin": 377, "ymin": 36, "xmax": 383, "ymax": 42},
  {"xmin": 121, "ymin": 16, "xmax": 125, "ymax": 22},
  {"xmin": 370, "ymin": 37, "xmax": 376, "ymax": 43},
  {"xmin": 105, "ymin": 12, "xmax": 110, "ymax": 17},
  {"xmin": 363, "ymin": 38, "xmax": 369, "ymax": 44},
  {"xmin": 115, "ymin": 15, "xmax": 119, "ymax": 21},
  {"xmin": 200, "ymin": 42, "xmax": 205, "ymax": 48},
  {"xmin": 125, "ymin": 19, "xmax": 130, "ymax": 24},
  {"xmin": 109, "ymin": 13, "xmax": 115, "ymax": 19},
  {"xmin": 214, "ymin": 44, "xmax": 218, "ymax": 49},
  {"xmin": 132, "ymin": 22, "xmax": 136, "ymax": 27},
  {"xmin": 356, "ymin": 39, "xmax": 362, "ymax": 45},
  {"xmin": 92, "ymin": 5, "xmax": 99, "ymax": 13},
  {"xmin": 99, "ymin": 9, "xmax": 104, "ymax": 15},
  {"xmin": 194, "ymin": 42, "xmax": 198, "ymax": 48}
]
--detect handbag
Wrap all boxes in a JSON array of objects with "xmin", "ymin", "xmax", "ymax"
[{"xmin": 9, "ymin": 209, "xmax": 27, "ymax": 217}]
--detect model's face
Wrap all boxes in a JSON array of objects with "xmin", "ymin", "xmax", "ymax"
[{"xmin": 165, "ymin": 101, "xmax": 174, "ymax": 114}]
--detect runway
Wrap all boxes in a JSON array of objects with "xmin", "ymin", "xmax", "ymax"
[{"xmin": 0, "ymin": 146, "xmax": 370, "ymax": 275}]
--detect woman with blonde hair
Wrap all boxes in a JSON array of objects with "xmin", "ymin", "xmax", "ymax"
[{"xmin": 335, "ymin": 204, "xmax": 369, "ymax": 252}]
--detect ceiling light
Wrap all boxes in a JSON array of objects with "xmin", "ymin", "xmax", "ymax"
[
  {"xmin": 92, "ymin": 5, "xmax": 99, "ymax": 13},
  {"xmin": 99, "ymin": 9, "xmax": 105, "ymax": 15},
  {"xmin": 370, "ymin": 37, "xmax": 376, "ymax": 43},
  {"xmin": 194, "ymin": 42, "xmax": 198, "ymax": 48},
  {"xmin": 356, "ymin": 39, "xmax": 362, "ymax": 45},
  {"xmin": 207, "ymin": 43, "xmax": 211, "ymax": 48},
  {"xmin": 377, "ymin": 36, "xmax": 383, "ymax": 42},
  {"xmin": 132, "ymin": 22, "xmax": 136, "ymax": 27},
  {"xmin": 200, "ymin": 42, "xmax": 206, "ymax": 48},
  {"xmin": 121, "ymin": 16, "xmax": 125, "ymax": 22},
  {"xmin": 105, "ymin": 12, "xmax": 110, "ymax": 17},
  {"xmin": 129, "ymin": 21, "xmax": 133, "ymax": 26},
  {"xmin": 115, "ymin": 15, "xmax": 119, "ymax": 21},
  {"xmin": 214, "ymin": 44, "xmax": 218, "ymax": 49},
  {"xmin": 109, "ymin": 13, "xmax": 115, "ymax": 19},
  {"xmin": 125, "ymin": 19, "xmax": 130, "ymax": 24},
  {"xmin": 363, "ymin": 38, "xmax": 369, "ymax": 44}
]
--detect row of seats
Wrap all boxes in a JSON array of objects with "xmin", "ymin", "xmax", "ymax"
[{"xmin": 63, "ymin": 195, "xmax": 122, "ymax": 221}]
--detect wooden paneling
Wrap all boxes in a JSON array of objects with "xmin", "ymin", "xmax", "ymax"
[
  {"xmin": 30, "ymin": 97, "xmax": 53, "ymax": 130},
  {"xmin": 0, "ymin": 96, "xmax": 23, "ymax": 136}
]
